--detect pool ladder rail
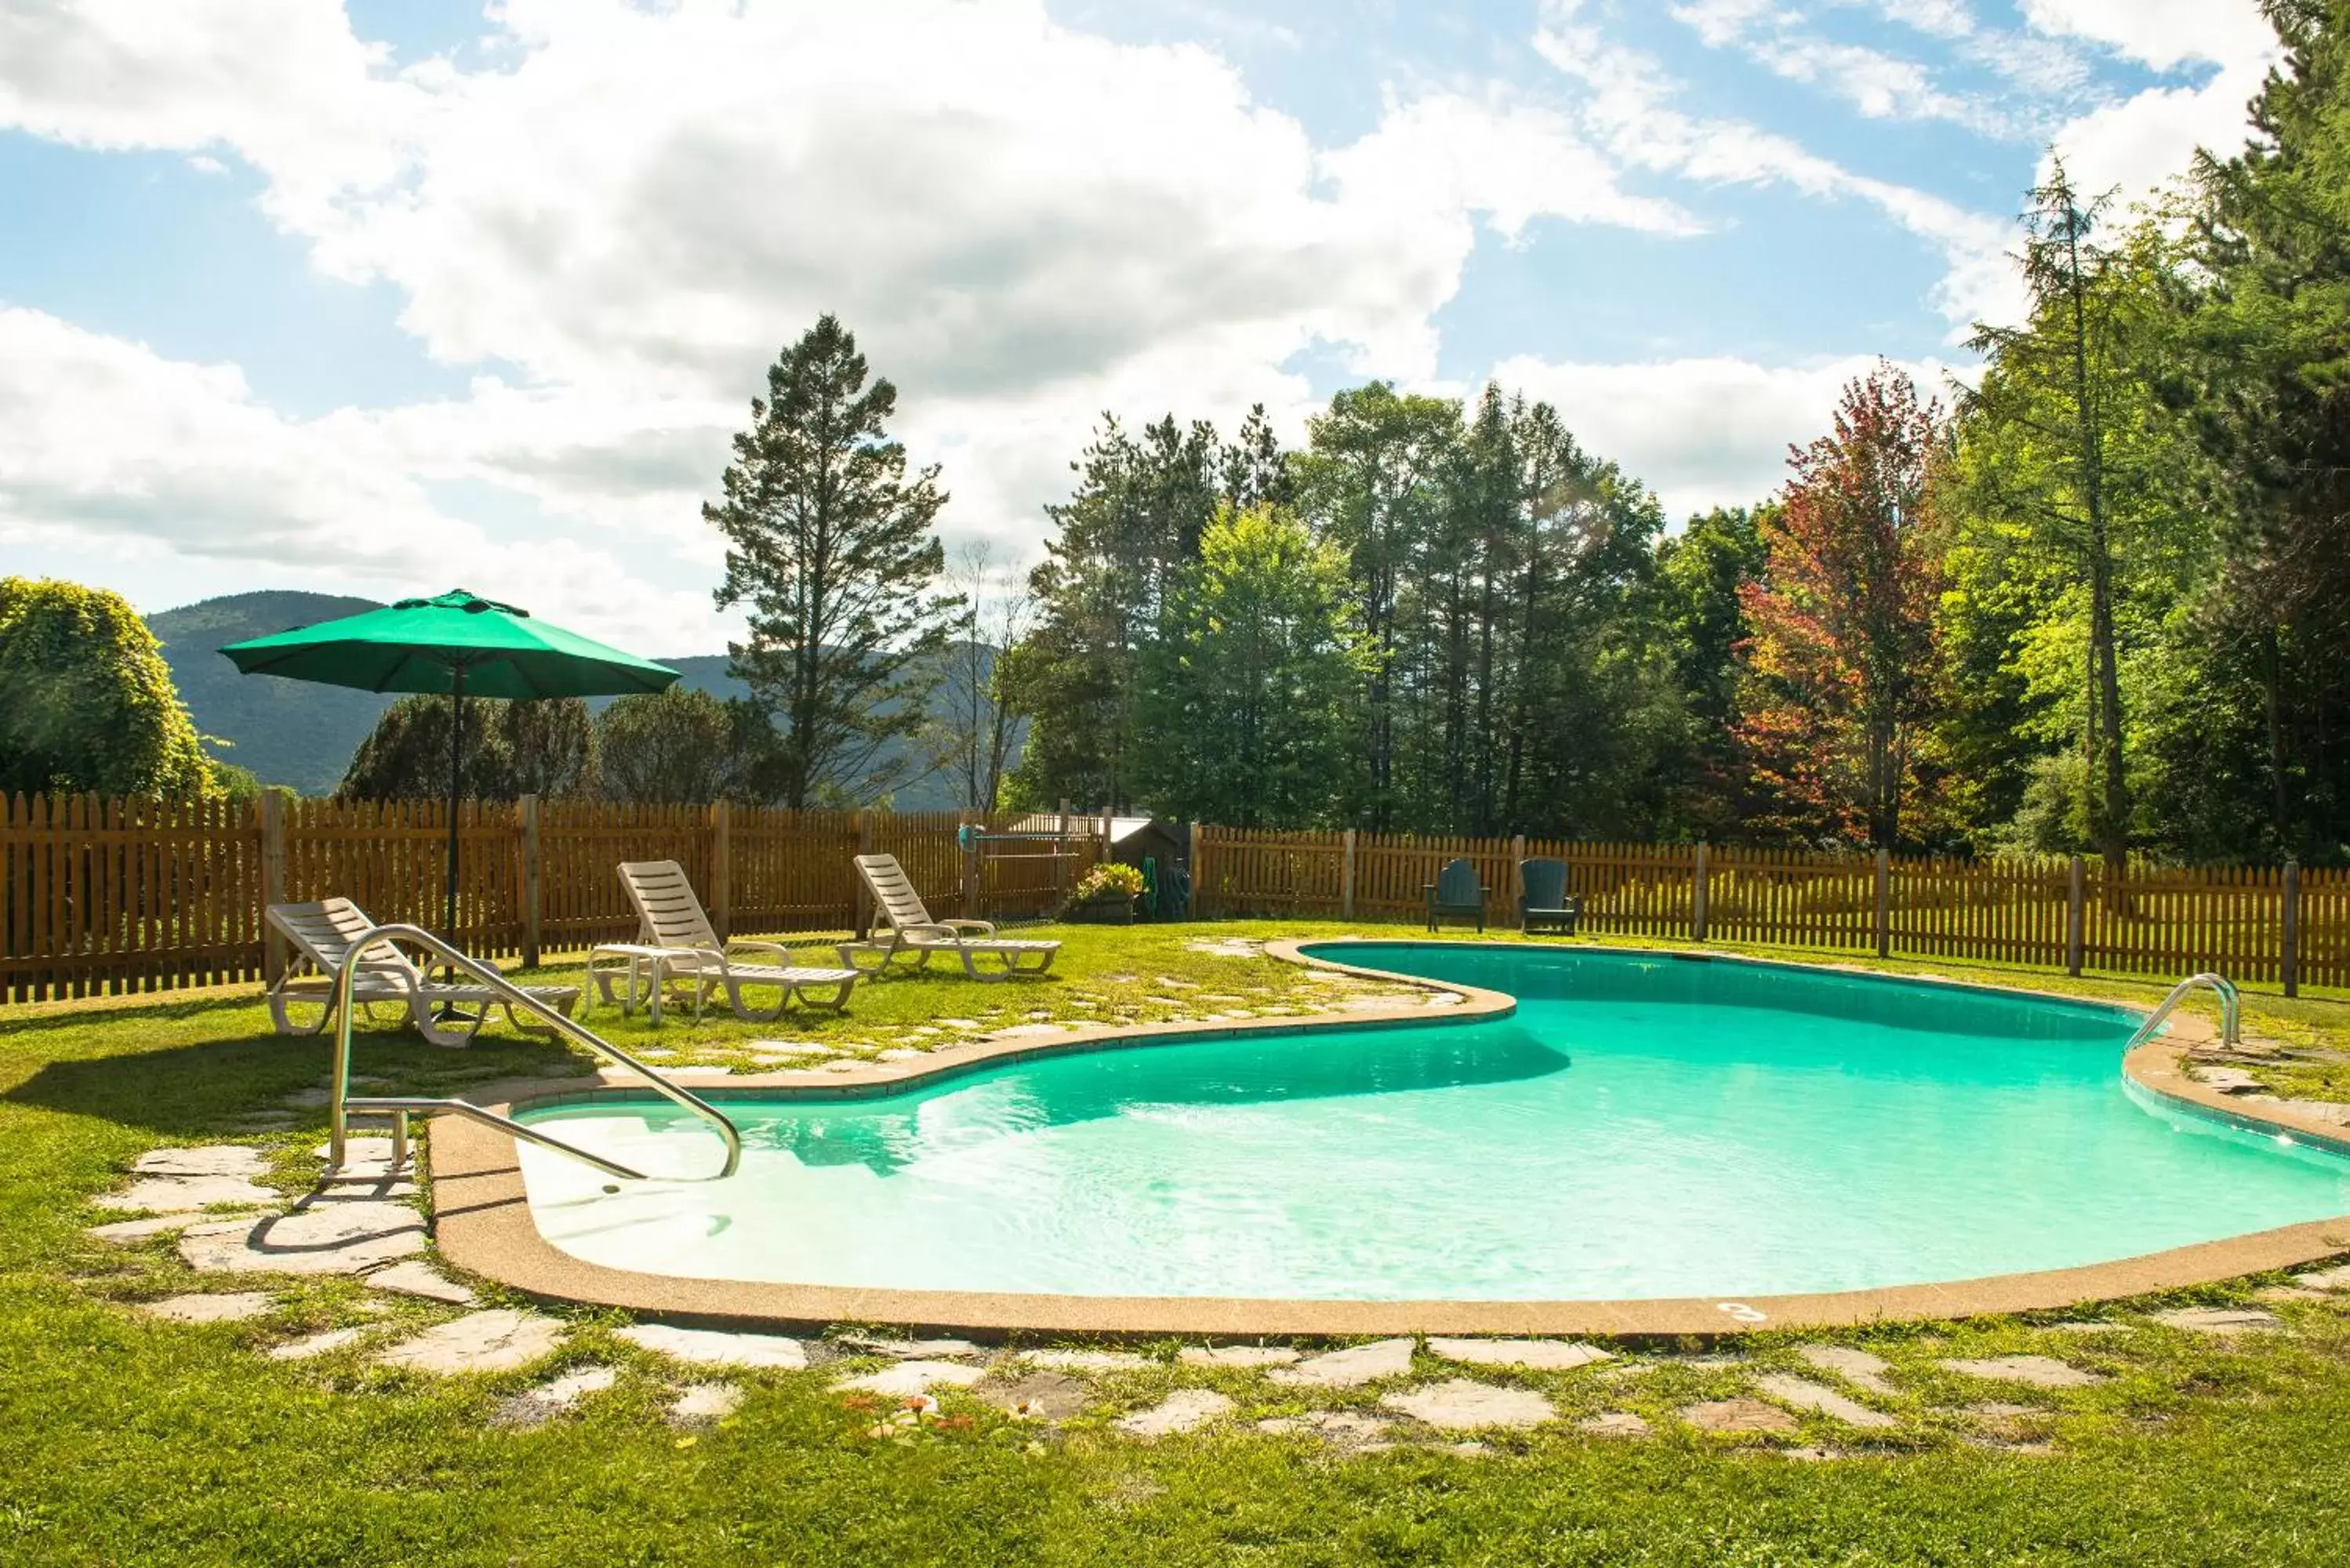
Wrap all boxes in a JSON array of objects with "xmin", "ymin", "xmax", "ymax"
[
  {"xmin": 323, "ymin": 923, "xmax": 743, "ymax": 1184},
  {"xmin": 2125, "ymin": 972, "xmax": 2242, "ymax": 1055}
]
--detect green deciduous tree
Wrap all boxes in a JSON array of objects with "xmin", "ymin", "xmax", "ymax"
[
  {"xmin": 1134, "ymin": 505, "xmax": 1364, "ymax": 826},
  {"xmin": 0, "ymin": 577, "xmax": 213, "ymax": 797},
  {"xmin": 708, "ymin": 314, "xmax": 961, "ymax": 809}
]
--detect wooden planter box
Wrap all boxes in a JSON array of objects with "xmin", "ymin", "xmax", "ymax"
[{"xmin": 1065, "ymin": 893, "xmax": 1138, "ymax": 925}]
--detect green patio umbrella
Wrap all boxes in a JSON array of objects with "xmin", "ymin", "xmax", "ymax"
[{"xmin": 220, "ymin": 589, "xmax": 678, "ymax": 958}]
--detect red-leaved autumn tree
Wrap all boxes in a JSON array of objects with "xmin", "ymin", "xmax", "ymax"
[{"xmin": 1736, "ymin": 365, "xmax": 1949, "ymax": 849}]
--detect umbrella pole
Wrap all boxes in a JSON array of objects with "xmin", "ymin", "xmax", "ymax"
[{"xmin": 441, "ymin": 667, "xmax": 469, "ymax": 1016}]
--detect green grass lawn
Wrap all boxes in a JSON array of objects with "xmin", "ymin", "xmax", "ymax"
[{"xmin": 5, "ymin": 920, "xmax": 2350, "ymax": 1566}]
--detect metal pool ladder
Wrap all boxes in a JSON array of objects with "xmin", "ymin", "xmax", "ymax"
[
  {"xmin": 2124, "ymin": 972, "xmax": 2243, "ymax": 1054},
  {"xmin": 324, "ymin": 923, "xmax": 742, "ymax": 1183}
]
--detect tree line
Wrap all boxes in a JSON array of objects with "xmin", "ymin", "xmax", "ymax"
[{"xmin": 1006, "ymin": 3, "xmax": 2350, "ymax": 870}]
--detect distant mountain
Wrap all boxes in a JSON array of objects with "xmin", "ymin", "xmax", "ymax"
[
  {"xmin": 148, "ymin": 590, "xmax": 396, "ymax": 796},
  {"xmin": 147, "ymin": 591, "xmax": 1014, "ymax": 807}
]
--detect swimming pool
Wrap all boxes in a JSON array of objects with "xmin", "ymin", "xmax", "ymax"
[{"xmin": 510, "ymin": 944, "xmax": 2350, "ymax": 1302}]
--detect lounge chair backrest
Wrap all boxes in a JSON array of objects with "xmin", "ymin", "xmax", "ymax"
[
  {"xmin": 1434, "ymin": 858, "xmax": 1481, "ymax": 905},
  {"xmin": 1520, "ymin": 858, "xmax": 1569, "ymax": 909},
  {"xmin": 855, "ymin": 854, "xmax": 935, "ymax": 931},
  {"xmin": 267, "ymin": 898, "xmax": 423, "ymax": 986},
  {"xmin": 619, "ymin": 860, "xmax": 719, "ymax": 950}
]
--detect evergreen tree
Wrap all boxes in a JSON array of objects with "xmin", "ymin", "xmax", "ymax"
[
  {"xmin": 1009, "ymin": 412, "xmax": 1223, "ymax": 809},
  {"xmin": 338, "ymin": 697, "xmax": 596, "ymax": 801},
  {"xmin": 2183, "ymin": 0, "xmax": 2350, "ymax": 858},
  {"xmin": 596, "ymin": 688, "xmax": 776, "ymax": 805},
  {"xmin": 708, "ymin": 314, "xmax": 961, "ymax": 809},
  {"xmin": 0, "ymin": 577, "xmax": 213, "ymax": 797}
]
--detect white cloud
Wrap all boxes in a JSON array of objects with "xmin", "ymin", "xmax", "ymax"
[
  {"xmin": 1491, "ymin": 352, "xmax": 1963, "ymax": 519},
  {"xmin": 0, "ymin": 308, "xmax": 732, "ymax": 650},
  {"xmin": 2019, "ymin": 0, "xmax": 2274, "ymax": 74},
  {"xmin": 1534, "ymin": 17, "xmax": 2020, "ymax": 329},
  {"xmin": 0, "ymin": 0, "xmax": 1686, "ymax": 619},
  {"xmin": 2034, "ymin": 2, "xmax": 2280, "ymax": 206}
]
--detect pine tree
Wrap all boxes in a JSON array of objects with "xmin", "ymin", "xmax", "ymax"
[{"xmin": 708, "ymin": 316, "xmax": 961, "ymax": 808}]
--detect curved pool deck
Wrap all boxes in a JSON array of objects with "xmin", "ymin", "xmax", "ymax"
[{"xmin": 424, "ymin": 938, "xmax": 2350, "ymax": 1339}]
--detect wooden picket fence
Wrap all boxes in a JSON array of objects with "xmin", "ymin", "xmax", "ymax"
[
  {"xmin": 1191, "ymin": 826, "xmax": 2350, "ymax": 996},
  {"xmin": 1, "ymin": 794, "xmax": 1096, "ymax": 1003},
  {"xmin": 13, "ymin": 792, "xmax": 2349, "ymax": 1003}
]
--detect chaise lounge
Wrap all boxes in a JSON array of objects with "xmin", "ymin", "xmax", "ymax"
[
  {"xmin": 605, "ymin": 860, "xmax": 860, "ymax": 1022},
  {"xmin": 837, "ymin": 853, "xmax": 1061, "ymax": 980},
  {"xmin": 265, "ymin": 897, "xmax": 581, "ymax": 1048}
]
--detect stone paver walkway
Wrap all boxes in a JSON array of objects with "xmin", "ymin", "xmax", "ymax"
[
  {"xmin": 2154, "ymin": 1307, "xmax": 2282, "ymax": 1336},
  {"xmin": 1938, "ymin": 1356, "xmax": 2104, "ymax": 1389},
  {"xmin": 834, "ymin": 1359, "xmax": 987, "ymax": 1397},
  {"xmin": 1681, "ymin": 1399, "xmax": 1800, "ymax": 1434},
  {"xmin": 1753, "ymin": 1374, "xmax": 1898, "ymax": 1429},
  {"xmin": 1023, "ymin": 1348, "xmax": 1149, "ymax": 1372},
  {"xmin": 179, "ymin": 1200, "xmax": 425, "ymax": 1276},
  {"xmin": 1426, "ymin": 1338, "xmax": 1610, "ymax": 1371},
  {"xmin": 1268, "ymin": 1338, "xmax": 1415, "ymax": 1388},
  {"xmin": 1381, "ymin": 1378, "xmax": 1556, "ymax": 1432},
  {"xmin": 376, "ymin": 1310, "xmax": 565, "ymax": 1375},
  {"xmin": 620, "ymin": 1324, "xmax": 808, "ymax": 1369},
  {"xmin": 1179, "ymin": 1345, "xmax": 1299, "ymax": 1367},
  {"xmin": 670, "ymin": 1383, "xmax": 743, "ymax": 1427},
  {"xmin": 267, "ymin": 1326, "xmax": 369, "ymax": 1362},
  {"xmin": 1795, "ymin": 1344, "xmax": 1897, "ymax": 1395},
  {"xmin": 492, "ymin": 1367, "xmax": 617, "ymax": 1428},
  {"xmin": 1578, "ymin": 1412, "xmax": 1651, "ymax": 1438},
  {"xmin": 140, "ymin": 1291, "xmax": 276, "ymax": 1324},
  {"xmin": 1116, "ymin": 1389, "xmax": 1234, "ymax": 1438}
]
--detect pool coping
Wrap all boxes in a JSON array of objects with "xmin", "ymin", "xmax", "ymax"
[{"xmin": 424, "ymin": 937, "xmax": 2350, "ymax": 1341}]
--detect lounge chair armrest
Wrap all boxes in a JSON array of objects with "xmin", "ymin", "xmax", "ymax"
[
  {"xmin": 725, "ymin": 939, "xmax": 792, "ymax": 964},
  {"xmin": 938, "ymin": 918, "xmax": 998, "ymax": 937},
  {"xmin": 902, "ymin": 923, "xmax": 963, "ymax": 940}
]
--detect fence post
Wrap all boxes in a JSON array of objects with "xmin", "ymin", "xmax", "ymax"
[
  {"xmin": 1874, "ymin": 848, "xmax": 1892, "ymax": 960},
  {"xmin": 709, "ymin": 800, "xmax": 731, "ymax": 943},
  {"xmin": 517, "ymin": 794, "xmax": 542, "ymax": 967},
  {"xmin": 1342, "ymin": 829, "xmax": 1357, "ymax": 921},
  {"xmin": 260, "ymin": 792, "xmax": 287, "ymax": 985},
  {"xmin": 1509, "ymin": 836, "xmax": 1527, "ymax": 931},
  {"xmin": 2067, "ymin": 855, "xmax": 2086, "ymax": 977},
  {"xmin": 958, "ymin": 808, "xmax": 977, "ymax": 921},
  {"xmin": 2283, "ymin": 859, "xmax": 2301, "ymax": 998},
  {"xmin": 1055, "ymin": 800, "xmax": 1070, "ymax": 909},
  {"xmin": 854, "ymin": 810, "xmax": 873, "ymax": 938},
  {"xmin": 1692, "ymin": 841, "xmax": 1709, "ymax": 944},
  {"xmin": 1190, "ymin": 822, "xmax": 1206, "ymax": 918}
]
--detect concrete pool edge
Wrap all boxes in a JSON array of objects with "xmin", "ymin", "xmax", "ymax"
[{"xmin": 423, "ymin": 938, "xmax": 2350, "ymax": 1341}]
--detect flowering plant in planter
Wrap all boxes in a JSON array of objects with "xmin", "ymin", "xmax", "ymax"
[
  {"xmin": 1066, "ymin": 862, "xmax": 1146, "ymax": 923},
  {"xmin": 1072, "ymin": 862, "xmax": 1145, "ymax": 902}
]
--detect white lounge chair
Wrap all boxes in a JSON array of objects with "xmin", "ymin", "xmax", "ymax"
[
  {"xmin": 265, "ymin": 898, "xmax": 580, "ymax": 1049},
  {"xmin": 606, "ymin": 860, "xmax": 859, "ymax": 1022},
  {"xmin": 837, "ymin": 853, "xmax": 1060, "ymax": 981}
]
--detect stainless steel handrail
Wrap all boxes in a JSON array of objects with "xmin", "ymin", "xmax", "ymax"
[
  {"xmin": 2124, "ymin": 971, "xmax": 2242, "ymax": 1055},
  {"xmin": 325, "ymin": 923, "xmax": 741, "ymax": 1181}
]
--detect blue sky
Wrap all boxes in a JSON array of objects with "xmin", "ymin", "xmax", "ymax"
[{"xmin": 0, "ymin": 0, "xmax": 2281, "ymax": 651}]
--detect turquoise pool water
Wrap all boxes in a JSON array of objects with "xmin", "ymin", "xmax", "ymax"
[{"xmin": 513, "ymin": 945, "xmax": 2350, "ymax": 1301}]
